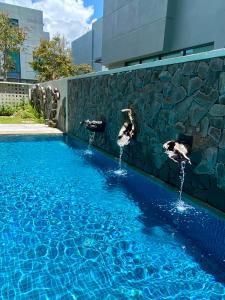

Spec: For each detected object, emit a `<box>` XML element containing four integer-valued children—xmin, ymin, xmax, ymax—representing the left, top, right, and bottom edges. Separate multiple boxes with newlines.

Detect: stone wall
<box><xmin>67</xmin><ymin>54</ymin><xmax>225</xmax><ymax>213</ymax></box>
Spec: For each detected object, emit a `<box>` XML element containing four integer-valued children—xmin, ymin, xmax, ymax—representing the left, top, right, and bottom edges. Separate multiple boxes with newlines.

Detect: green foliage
<box><xmin>0</xmin><ymin>99</ymin><xmax>44</xmax><ymax>123</ymax></box>
<box><xmin>0</xmin><ymin>104</ymin><xmax>15</xmax><ymax>116</ymax></box>
<box><xmin>74</xmin><ymin>64</ymin><xmax>93</xmax><ymax>75</ymax></box>
<box><xmin>30</xmin><ymin>35</ymin><xmax>93</xmax><ymax>82</ymax></box>
<box><xmin>0</xmin><ymin>12</ymin><xmax>26</xmax><ymax>80</ymax></box>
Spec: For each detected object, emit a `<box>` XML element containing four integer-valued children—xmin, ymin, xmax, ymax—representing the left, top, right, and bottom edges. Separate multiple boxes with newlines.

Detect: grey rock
<box><xmin>155</xmin><ymin>81</ymin><xmax>164</xmax><ymax>93</ymax></box>
<box><xmin>135</xmin><ymin>77</ymin><xmax>143</xmax><ymax>89</ymax></box>
<box><xmin>118</xmin><ymin>79</ymin><xmax>128</xmax><ymax>94</ymax></box>
<box><xmin>218</xmin><ymin>149</ymin><xmax>225</xmax><ymax>163</ymax></box>
<box><xmin>197</xmin><ymin>62</ymin><xmax>209</xmax><ymax>79</ymax></box>
<box><xmin>181</xmin><ymin>75</ymin><xmax>190</xmax><ymax>91</ymax></box>
<box><xmin>163</xmin><ymin>86</ymin><xmax>187</xmax><ymax>105</ymax></box>
<box><xmin>150</xmin><ymin>100</ymin><xmax>161</xmax><ymax>116</ymax></box>
<box><xmin>189</xmin><ymin>102</ymin><xmax>208</xmax><ymax>126</ymax></box>
<box><xmin>205</xmin><ymin>71</ymin><xmax>219</xmax><ymax>88</ymax></box>
<box><xmin>168</xmin><ymin>64</ymin><xmax>179</xmax><ymax>75</ymax></box>
<box><xmin>200</xmin><ymin>117</ymin><xmax>209</xmax><ymax>137</ymax></box>
<box><xmin>174</xmin><ymin>122</ymin><xmax>185</xmax><ymax>133</ymax></box>
<box><xmin>136</xmin><ymin>69</ymin><xmax>146</xmax><ymax>79</ymax></box>
<box><xmin>209</xmin><ymin>58</ymin><xmax>223</xmax><ymax>72</ymax></box>
<box><xmin>188</xmin><ymin>77</ymin><xmax>203</xmax><ymax>95</ymax></box>
<box><xmin>154</xmin><ymin>93</ymin><xmax>163</xmax><ymax>103</ymax></box>
<box><xmin>182</xmin><ymin>62</ymin><xmax>196</xmax><ymax>75</ymax></box>
<box><xmin>208</xmin><ymin>126</ymin><xmax>222</xmax><ymax>143</ymax></box>
<box><xmin>172</xmin><ymin>69</ymin><xmax>183</xmax><ymax>86</ymax></box>
<box><xmin>219</xmin><ymin>130</ymin><xmax>225</xmax><ymax>149</ymax></box>
<box><xmin>219</xmin><ymin>94</ymin><xmax>225</xmax><ymax>104</ymax></box>
<box><xmin>209</xmin><ymin>117</ymin><xmax>224</xmax><ymax>129</ymax></box>
<box><xmin>174</xmin><ymin>96</ymin><xmax>194</xmax><ymax>122</ymax></box>
<box><xmin>163</xmin><ymin>82</ymin><xmax>173</xmax><ymax>97</ymax></box>
<box><xmin>148</xmin><ymin>100</ymin><xmax>161</xmax><ymax>126</ymax></box>
<box><xmin>159</xmin><ymin>71</ymin><xmax>171</xmax><ymax>82</ymax></box>
<box><xmin>151</xmin><ymin>71</ymin><xmax>160</xmax><ymax>82</ymax></box>
<box><xmin>191</xmin><ymin>150</ymin><xmax>202</xmax><ymax>165</ymax></box>
<box><xmin>209</xmin><ymin>104</ymin><xmax>225</xmax><ymax>117</ymax></box>
<box><xmin>216</xmin><ymin>163</ymin><xmax>225</xmax><ymax>191</ymax></box>
<box><xmin>143</xmin><ymin>71</ymin><xmax>152</xmax><ymax>85</ymax></box>
<box><xmin>194</xmin><ymin>89</ymin><xmax>218</xmax><ymax>107</ymax></box>
<box><xmin>195</xmin><ymin>147</ymin><xmax>218</xmax><ymax>175</ymax></box>
<box><xmin>219</xmin><ymin>72</ymin><xmax>225</xmax><ymax>95</ymax></box>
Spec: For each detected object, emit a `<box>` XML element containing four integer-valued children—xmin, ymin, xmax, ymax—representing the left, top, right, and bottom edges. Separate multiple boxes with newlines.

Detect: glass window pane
<box><xmin>126</xmin><ymin>60</ymin><xmax>140</xmax><ymax>66</ymax></box>
<box><xmin>161</xmin><ymin>51</ymin><xmax>183</xmax><ymax>59</ymax></box>
<box><xmin>186</xmin><ymin>44</ymin><xmax>214</xmax><ymax>56</ymax></box>
<box><xmin>142</xmin><ymin>56</ymin><xmax>159</xmax><ymax>63</ymax></box>
<box><xmin>7</xmin><ymin>51</ymin><xmax>21</xmax><ymax>79</ymax></box>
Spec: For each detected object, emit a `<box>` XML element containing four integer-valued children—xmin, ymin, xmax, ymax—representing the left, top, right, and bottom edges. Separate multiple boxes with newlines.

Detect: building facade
<box><xmin>72</xmin><ymin>18</ymin><xmax>105</xmax><ymax>72</ymax></box>
<box><xmin>72</xmin><ymin>0</ymin><xmax>225</xmax><ymax>70</ymax></box>
<box><xmin>0</xmin><ymin>2</ymin><xmax>49</xmax><ymax>82</ymax></box>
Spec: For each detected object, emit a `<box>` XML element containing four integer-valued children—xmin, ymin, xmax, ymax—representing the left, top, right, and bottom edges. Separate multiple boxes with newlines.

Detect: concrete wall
<box><xmin>71</xmin><ymin>19</ymin><xmax>104</xmax><ymax>72</ymax></box>
<box><xmin>101</xmin><ymin>0</ymin><xmax>225</xmax><ymax>67</ymax></box>
<box><xmin>64</xmin><ymin>49</ymin><xmax>225</xmax><ymax>213</ymax></box>
<box><xmin>92</xmin><ymin>18</ymin><xmax>103</xmax><ymax>71</ymax></box>
<box><xmin>72</xmin><ymin>31</ymin><xmax>93</xmax><ymax>67</ymax></box>
<box><xmin>0</xmin><ymin>82</ymin><xmax>31</xmax><ymax>104</ymax></box>
<box><xmin>102</xmin><ymin>0</ymin><xmax>169</xmax><ymax>66</ymax></box>
<box><xmin>165</xmin><ymin>0</ymin><xmax>225</xmax><ymax>52</ymax></box>
<box><xmin>0</xmin><ymin>2</ymin><xmax>47</xmax><ymax>81</ymax></box>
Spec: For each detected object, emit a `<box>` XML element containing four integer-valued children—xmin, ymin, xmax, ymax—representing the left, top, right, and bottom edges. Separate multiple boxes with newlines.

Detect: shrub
<box><xmin>0</xmin><ymin>105</ymin><xmax>16</xmax><ymax>116</ymax></box>
<box><xmin>0</xmin><ymin>99</ymin><xmax>44</xmax><ymax>122</ymax></box>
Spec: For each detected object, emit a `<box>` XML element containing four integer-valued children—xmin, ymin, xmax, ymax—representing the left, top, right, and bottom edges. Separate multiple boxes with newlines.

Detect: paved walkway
<box><xmin>0</xmin><ymin>124</ymin><xmax>63</xmax><ymax>135</ymax></box>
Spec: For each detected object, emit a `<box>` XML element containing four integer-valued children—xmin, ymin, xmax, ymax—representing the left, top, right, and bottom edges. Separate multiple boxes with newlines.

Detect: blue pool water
<box><xmin>0</xmin><ymin>135</ymin><xmax>225</xmax><ymax>299</ymax></box>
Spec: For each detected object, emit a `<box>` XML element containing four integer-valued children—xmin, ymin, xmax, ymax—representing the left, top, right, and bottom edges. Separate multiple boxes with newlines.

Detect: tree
<box><xmin>74</xmin><ymin>63</ymin><xmax>93</xmax><ymax>75</ymax></box>
<box><xmin>31</xmin><ymin>35</ymin><xmax>92</xmax><ymax>82</ymax></box>
<box><xmin>0</xmin><ymin>12</ymin><xmax>26</xmax><ymax>80</ymax></box>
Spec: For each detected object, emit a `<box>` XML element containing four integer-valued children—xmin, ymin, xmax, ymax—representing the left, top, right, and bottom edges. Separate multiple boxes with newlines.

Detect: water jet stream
<box><xmin>85</xmin><ymin>132</ymin><xmax>95</xmax><ymax>155</ymax></box>
<box><xmin>178</xmin><ymin>161</ymin><xmax>186</xmax><ymax>202</ymax></box>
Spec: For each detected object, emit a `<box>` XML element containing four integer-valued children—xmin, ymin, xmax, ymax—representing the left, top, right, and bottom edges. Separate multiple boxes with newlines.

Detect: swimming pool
<box><xmin>0</xmin><ymin>135</ymin><xmax>225</xmax><ymax>299</ymax></box>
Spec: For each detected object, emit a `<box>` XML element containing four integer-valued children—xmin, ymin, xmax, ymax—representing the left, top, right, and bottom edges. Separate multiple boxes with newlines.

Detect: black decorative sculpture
<box><xmin>80</xmin><ymin>119</ymin><xmax>106</xmax><ymax>133</ymax></box>
<box><xmin>163</xmin><ymin>139</ymin><xmax>192</xmax><ymax>165</ymax></box>
<box><xmin>117</xmin><ymin>108</ymin><xmax>135</xmax><ymax>147</ymax></box>
<box><xmin>48</xmin><ymin>88</ymin><xmax>60</xmax><ymax>128</ymax></box>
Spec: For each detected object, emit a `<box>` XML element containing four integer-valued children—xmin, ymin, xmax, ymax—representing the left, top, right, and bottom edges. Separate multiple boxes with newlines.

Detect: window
<box><xmin>142</xmin><ymin>56</ymin><xmax>159</xmax><ymax>64</ymax></box>
<box><xmin>161</xmin><ymin>50</ymin><xmax>184</xmax><ymax>60</ymax></box>
<box><xmin>7</xmin><ymin>19</ymin><xmax>21</xmax><ymax>80</ymax></box>
<box><xmin>126</xmin><ymin>60</ymin><xmax>141</xmax><ymax>67</ymax></box>
<box><xmin>124</xmin><ymin>43</ymin><xmax>214</xmax><ymax>68</ymax></box>
<box><xmin>185</xmin><ymin>43</ymin><xmax>214</xmax><ymax>56</ymax></box>
<box><xmin>10</xmin><ymin>19</ymin><xmax>19</xmax><ymax>27</ymax></box>
<box><xmin>7</xmin><ymin>51</ymin><xmax>21</xmax><ymax>80</ymax></box>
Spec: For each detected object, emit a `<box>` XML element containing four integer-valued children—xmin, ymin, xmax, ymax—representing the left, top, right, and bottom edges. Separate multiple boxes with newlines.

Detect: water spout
<box><xmin>115</xmin><ymin>108</ymin><xmax>135</xmax><ymax>175</ymax></box>
<box><xmin>117</xmin><ymin>108</ymin><xmax>135</xmax><ymax>147</ymax></box>
<box><xmin>163</xmin><ymin>140</ymin><xmax>191</xmax><ymax>165</ymax></box>
<box><xmin>114</xmin><ymin>146</ymin><xmax>127</xmax><ymax>176</ymax></box>
<box><xmin>163</xmin><ymin>139</ymin><xmax>192</xmax><ymax>209</ymax></box>
<box><xmin>85</xmin><ymin>132</ymin><xmax>95</xmax><ymax>155</ymax></box>
<box><xmin>178</xmin><ymin>161</ymin><xmax>186</xmax><ymax>202</ymax></box>
<box><xmin>80</xmin><ymin>119</ymin><xmax>106</xmax><ymax>133</ymax></box>
<box><xmin>118</xmin><ymin>146</ymin><xmax>124</xmax><ymax>170</ymax></box>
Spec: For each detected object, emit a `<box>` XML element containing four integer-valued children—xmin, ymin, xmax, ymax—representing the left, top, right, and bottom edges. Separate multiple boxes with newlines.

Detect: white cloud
<box><xmin>0</xmin><ymin>0</ymin><xmax>94</xmax><ymax>43</ymax></box>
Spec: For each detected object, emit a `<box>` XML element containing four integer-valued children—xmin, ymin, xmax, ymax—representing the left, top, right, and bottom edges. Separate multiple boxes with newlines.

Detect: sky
<box><xmin>1</xmin><ymin>0</ymin><xmax>104</xmax><ymax>43</ymax></box>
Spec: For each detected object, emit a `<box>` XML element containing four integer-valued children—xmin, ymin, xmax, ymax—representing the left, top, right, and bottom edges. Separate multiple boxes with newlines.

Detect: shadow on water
<box><xmin>65</xmin><ymin>136</ymin><xmax>225</xmax><ymax>285</ymax></box>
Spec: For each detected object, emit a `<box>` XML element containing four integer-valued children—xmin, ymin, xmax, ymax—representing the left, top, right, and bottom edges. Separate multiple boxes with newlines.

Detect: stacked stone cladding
<box><xmin>67</xmin><ymin>57</ymin><xmax>225</xmax><ymax>212</ymax></box>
